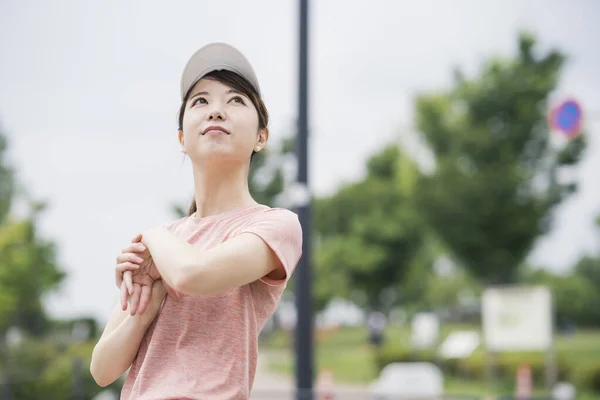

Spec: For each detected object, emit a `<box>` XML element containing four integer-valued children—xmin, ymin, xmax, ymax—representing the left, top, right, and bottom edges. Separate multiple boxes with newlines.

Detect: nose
<box><xmin>207</xmin><ymin>105</ymin><xmax>225</xmax><ymax>121</ymax></box>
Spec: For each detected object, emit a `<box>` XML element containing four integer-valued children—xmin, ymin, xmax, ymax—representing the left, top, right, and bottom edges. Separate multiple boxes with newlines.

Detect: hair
<box><xmin>177</xmin><ymin>70</ymin><xmax>270</xmax><ymax>216</ymax></box>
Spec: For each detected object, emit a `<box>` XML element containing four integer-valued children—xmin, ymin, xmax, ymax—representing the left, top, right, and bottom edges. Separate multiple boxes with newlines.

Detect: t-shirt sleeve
<box><xmin>238</xmin><ymin>208</ymin><xmax>303</xmax><ymax>286</ymax></box>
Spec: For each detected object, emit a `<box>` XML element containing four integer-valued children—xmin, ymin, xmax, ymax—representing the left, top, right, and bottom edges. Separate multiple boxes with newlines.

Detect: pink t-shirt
<box><xmin>121</xmin><ymin>204</ymin><xmax>303</xmax><ymax>400</ymax></box>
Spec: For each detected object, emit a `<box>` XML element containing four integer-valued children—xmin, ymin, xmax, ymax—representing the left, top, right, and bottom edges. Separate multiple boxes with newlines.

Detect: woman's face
<box><xmin>179</xmin><ymin>78</ymin><xmax>267</xmax><ymax>166</ymax></box>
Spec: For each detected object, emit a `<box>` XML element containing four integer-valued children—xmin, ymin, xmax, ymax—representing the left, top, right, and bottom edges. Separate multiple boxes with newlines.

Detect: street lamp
<box><xmin>294</xmin><ymin>0</ymin><xmax>314</xmax><ymax>399</ymax></box>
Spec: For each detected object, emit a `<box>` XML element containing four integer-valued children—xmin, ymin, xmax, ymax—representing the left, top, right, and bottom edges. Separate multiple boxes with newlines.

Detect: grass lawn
<box><xmin>259</xmin><ymin>324</ymin><xmax>600</xmax><ymax>398</ymax></box>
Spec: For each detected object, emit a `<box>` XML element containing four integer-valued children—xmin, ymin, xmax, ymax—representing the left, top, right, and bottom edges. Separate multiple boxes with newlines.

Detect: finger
<box><xmin>116</xmin><ymin>253</ymin><xmax>145</xmax><ymax>264</ymax></box>
<box><xmin>115</xmin><ymin>263</ymin><xmax>137</xmax><ymax>288</ymax></box>
<box><xmin>122</xmin><ymin>243</ymin><xmax>147</xmax><ymax>254</ymax></box>
<box><xmin>116</xmin><ymin>264</ymin><xmax>137</xmax><ymax>295</ymax></box>
<box><xmin>132</xmin><ymin>233</ymin><xmax>143</xmax><ymax>243</ymax></box>
<box><xmin>130</xmin><ymin>284</ymin><xmax>141</xmax><ymax>316</ymax></box>
<box><xmin>137</xmin><ymin>285</ymin><xmax>152</xmax><ymax>315</ymax></box>
<box><xmin>120</xmin><ymin>281</ymin><xmax>129</xmax><ymax>311</ymax></box>
<box><xmin>115</xmin><ymin>268</ymin><xmax>123</xmax><ymax>289</ymax></box>
<box><xmin>124</xmin><ymin>270</ymin><xmax>133</xmax><ymax>295</ymax></box>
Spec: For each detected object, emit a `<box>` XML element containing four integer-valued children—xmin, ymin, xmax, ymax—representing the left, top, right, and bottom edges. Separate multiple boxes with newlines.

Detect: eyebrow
<box><xmin>226</xmin><ymin>88</ymin><xmax>245</xmax><ymax>96</ymax></box>
<box><xmin>190</xmin><ymin>91</ymin><xmax>209</xmax><ymax>99</ymax></box>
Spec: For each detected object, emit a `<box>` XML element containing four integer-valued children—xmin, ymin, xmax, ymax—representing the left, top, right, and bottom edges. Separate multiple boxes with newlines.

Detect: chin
<box><xmin>190</xmin><ymin>149</ymin><xmax>246</xmax><ymax>165</ymax></box>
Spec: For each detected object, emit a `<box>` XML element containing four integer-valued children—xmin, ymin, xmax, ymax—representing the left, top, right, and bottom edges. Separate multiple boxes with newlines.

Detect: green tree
<box><xmin>0</xmin><ymin>128</ymin><xmax>109</xmax><ymax>397</ymax></box>
<box><xmin>521</xmin><ymin>216</ymin><xmax>600</xmax><ymax>327</ymax></box>
<box><xmin>0</xmin><ymin>130</ymin><xmax>14</xmax><ymax>222</ymax></box>
<box><xmin>313</xmin><ymin>145</ymin><xmax>424</xmax><ymax>312</ymax></box>
<box><xmin>565</xmin><ymin>216</ymin><xmax>600</xmax><ymax>326</ymax></box>
<box><xmin>0</xmin><ymin>128</ymin><xmax>118</xmax><ymax>397</ymax></box>
<box><xmin>522</xmin><ymin>266</ymin><xmax>600</xmax><ymax>327</ymax></box>
<box><xmin>574</xmin><ymin>255</ymin><xmax>600</xmax><ymax>294</ymax></box>
<box><xmin>412</xmin><ymin>32</ymin><xmax>586</xmax><ymax>284</ymax></box>
<box><xmin>0</xmin><ymin>131</ymin><xmax>65</xmax><ymax>336</ymax></box>
<box><xmin>424</xmin><ymin>268</ymin><xmax>482</xmax><ymax>314</ymax></box>
<box><xmin>1</xmin><ymin>337</ymin><xmax>121</xmax><ymax>399</ymax></box>
<box><xmin>0</xmin><ymin>214</ymin><xmax>65</xmax><ymax>336</ymax></box>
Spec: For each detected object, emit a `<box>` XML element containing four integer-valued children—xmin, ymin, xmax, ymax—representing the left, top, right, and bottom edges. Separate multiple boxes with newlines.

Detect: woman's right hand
<box><xmin>116</xmin><ymin>234</ymin><xmax>157</xmax><ymax>315</ymax></box>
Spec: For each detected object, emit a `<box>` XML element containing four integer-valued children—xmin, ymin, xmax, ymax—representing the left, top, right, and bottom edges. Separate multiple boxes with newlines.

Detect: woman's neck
<box><xmin>190</xmin><ymin>163</ymin><xmax>256</xmax><ymax>218</ymax></box>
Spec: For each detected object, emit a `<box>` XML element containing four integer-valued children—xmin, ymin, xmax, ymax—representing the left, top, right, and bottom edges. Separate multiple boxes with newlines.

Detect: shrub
<box><xmin>375</xmin><ymin>346</ymin><xmax>589</xmax><ymax>391</ymax></box>
<box><xmin>0</xmin><ymin>337</ymin><xmax>122</xmax><ymax>399</ymax></box>
<box><xmin>571</xmin><ymin>361</ymin><xmax>600</xmax><ymax>392</ymax></box>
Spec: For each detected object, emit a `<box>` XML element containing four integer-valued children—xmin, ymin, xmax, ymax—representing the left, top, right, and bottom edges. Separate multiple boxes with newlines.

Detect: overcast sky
<box><xmin>1</xmin><ymin>0</ymin><xmax>599</xmax><ymax>322</ymax></box>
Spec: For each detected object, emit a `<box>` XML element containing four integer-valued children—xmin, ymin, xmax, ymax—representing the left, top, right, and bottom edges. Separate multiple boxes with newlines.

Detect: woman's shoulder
<box><xmin>241</xmin><ymin>205</ymin><xmax>303</xmax><ymax>245</ymax></box>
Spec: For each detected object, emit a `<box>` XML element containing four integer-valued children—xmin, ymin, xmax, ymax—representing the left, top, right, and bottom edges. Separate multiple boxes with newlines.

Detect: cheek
<box><xmin>182</xmin><ymin>111</ymin><xmax>203</xmax><ymax>141</ymax></box>
<box><xmin>236</xmin><ymin>111</ymin><xmax>260</xmax><ymax>140</ymax></box>
<box><xmin>182</xmin><ymin>111</ymin><xmax>197</xmax><ymax>132</ymax></box>
<box><xmin>238</xmin><ymin>126</ymin><xmax>259</xmax><ymax>149</ymax></box>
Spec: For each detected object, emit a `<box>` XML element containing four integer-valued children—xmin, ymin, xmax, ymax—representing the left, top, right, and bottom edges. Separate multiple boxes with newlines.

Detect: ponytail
<box><xmin>188</xmin><ymin>198</ymin><xmax>197</xmax><ymax>216</ymax></box>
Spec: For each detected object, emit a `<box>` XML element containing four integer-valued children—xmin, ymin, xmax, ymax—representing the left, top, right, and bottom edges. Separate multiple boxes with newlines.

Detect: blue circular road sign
<box><xmin>549</xmin><ymin>99</ymin><xmax>583</xmax><ymax>138</ymax></box>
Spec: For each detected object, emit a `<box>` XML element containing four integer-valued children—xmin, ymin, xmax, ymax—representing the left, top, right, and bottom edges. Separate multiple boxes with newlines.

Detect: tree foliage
<box><xmin>0</xmin><ymin>127</ymin><xmax>96</xmax><ymax>397</ymax></box>
<box><xmin>1</xmin><ymin>337</ymin><xmax>120</xmax><ymax>399</ymax></box>
<box><xmin>0</xmin><ymin>131</ymin><xmax>65</xmax><ymax>337</ymax></box>
<box><xmin>412</xmin><ymin>32</ymin><xmax>587</xmax><ymax>284</ymax></box>
<box><xmin>523</xmin><ymin>264</ymin><xmax>600</xmax><ymax>327</ymax></box>
<box><xmin>0</xmin><ymin>131</ymin><xmax>14</xmax><ymax>223</ymax></box>
<box><xmin>313</xmin><ymin>145</ymin><xmax>424</xmax><ymax>311</ymax></box>
<box><xmin>0</xmin><ymin>213</ymin><xmax>65</xmax><ymax>336</ymax></box>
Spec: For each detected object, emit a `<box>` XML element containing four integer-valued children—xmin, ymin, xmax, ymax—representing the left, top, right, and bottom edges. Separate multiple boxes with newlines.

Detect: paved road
<box><xmin>250</xmin><ymin>351</ymin><xmax>370</xmax><ymax>400</ymax></box>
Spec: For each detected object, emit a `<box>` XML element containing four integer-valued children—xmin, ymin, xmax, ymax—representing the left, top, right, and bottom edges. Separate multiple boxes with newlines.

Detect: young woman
<box><xmin>90</xmin><ymin>42</ymin><xmax>303</xmax><ymax>400</ymax></box>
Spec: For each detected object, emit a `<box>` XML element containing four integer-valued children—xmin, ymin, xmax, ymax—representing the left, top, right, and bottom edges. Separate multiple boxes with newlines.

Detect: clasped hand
<box><xmin>115</xmin><ymin>233</ymin><xmax>178</xmax><ymax>315</ymax></box>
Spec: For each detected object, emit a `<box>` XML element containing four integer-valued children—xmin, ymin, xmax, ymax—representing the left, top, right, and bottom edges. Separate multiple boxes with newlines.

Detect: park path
<box><xmin>250</xmin><ymin>350</ymin><xmax>370</xmax><ymax>400</ymax></box>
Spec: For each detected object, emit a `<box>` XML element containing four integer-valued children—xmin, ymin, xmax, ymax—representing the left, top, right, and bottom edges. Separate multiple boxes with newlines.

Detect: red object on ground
<box><xmin>515</xmin><ymin>363</ymin><xmax>532</xmax><ymax>400</ymax></box>
<box><xmin>317</xmin><ymin>369</ymin><xmax>335</xmax><ymax>400</ymax></box>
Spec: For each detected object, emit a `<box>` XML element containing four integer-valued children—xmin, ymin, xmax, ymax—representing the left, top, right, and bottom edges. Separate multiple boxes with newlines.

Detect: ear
<box><xmin>178</xmin><ymin>130</ymin><xmax>184</xmax><ymax>146</ymax></box>
<box><xmin>254</xmin><ymin>128</ymin><xmax>269</xmax><ymax>152</ymax></box>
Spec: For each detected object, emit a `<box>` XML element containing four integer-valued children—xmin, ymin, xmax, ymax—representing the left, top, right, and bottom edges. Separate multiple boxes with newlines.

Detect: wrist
<box><xmin>130</xmin><ymin>307</ymin><xmax>160</xmax><ymax>327</ymax></box>
<box><xmin>124</xmin><ymin>313</ymin><xmax>154</xmax><ymax>331</ymax></box>
<box><xmin>140</xmin><ymin>227</ymin><xmax>164</xmax><ymax>245</ymax></box>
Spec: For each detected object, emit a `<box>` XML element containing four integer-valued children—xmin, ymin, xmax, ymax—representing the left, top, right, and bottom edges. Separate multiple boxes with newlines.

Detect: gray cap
<box><xmin>180</xmin><ymin>42</ymin><xmax>261</xmax><ymax>101</ymax></box>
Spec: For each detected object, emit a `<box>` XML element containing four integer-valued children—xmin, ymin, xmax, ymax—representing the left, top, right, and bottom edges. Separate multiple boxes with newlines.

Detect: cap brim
<box><xmin>180</xmin><ymin>42</ymin><xmax>261</xmax><ymax>101</ymax></box>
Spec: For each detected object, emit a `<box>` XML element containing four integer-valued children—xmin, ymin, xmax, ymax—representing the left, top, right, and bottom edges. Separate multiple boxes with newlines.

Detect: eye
<box><xmin>229</xmin><ymin>95</ymin><xmax>246</xmax><ymax>105</ymax></box>
<box><xmin>191</xmin><ymin>97</ymin><xmax>207</xmax><ymax>106</ymax></box>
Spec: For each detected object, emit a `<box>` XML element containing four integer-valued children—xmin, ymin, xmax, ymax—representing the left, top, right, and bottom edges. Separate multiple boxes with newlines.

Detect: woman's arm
<box><xmin>90</xmin><ymin>280</ymin><xmax>166</xmax><ymax>387</ymax></box>
<box><xmin>140</xmin><ymin>209</ymin><xmax>302</xmax><ymax>296</ymax></box>
<box><xmin>141</xmin><ymin>229</ymin><xmax>283</xmax><ymax>295</ymax></box>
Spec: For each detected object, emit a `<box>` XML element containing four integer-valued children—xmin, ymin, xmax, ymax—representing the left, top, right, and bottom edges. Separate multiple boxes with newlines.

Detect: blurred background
<box><xmin>0</xmin><ymin>0</ymin><xmax>599</xmax><ymax>399</ymax></box>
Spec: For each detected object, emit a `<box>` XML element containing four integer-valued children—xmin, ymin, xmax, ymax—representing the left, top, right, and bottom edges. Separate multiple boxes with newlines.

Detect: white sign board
<box><xmin>482</xmin><ymin>285</ymin><xmax>552</xmax><ymax>352</ymax></box>
<box><xmin>411</xmin><ymin>312</ymin><xmax>439</xmax><ymax>349</ymax></box>
<box><xmin>370</xmin><ymin>362</ymin><xmax>444</xmax><ymax>398</ymax></box>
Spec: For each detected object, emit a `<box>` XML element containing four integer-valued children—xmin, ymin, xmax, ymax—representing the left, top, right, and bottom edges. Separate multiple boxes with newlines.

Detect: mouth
<box><xmin>202</xmin><ymin>126</ymin><xmax>230</xmax><ymax>135</ymax></box>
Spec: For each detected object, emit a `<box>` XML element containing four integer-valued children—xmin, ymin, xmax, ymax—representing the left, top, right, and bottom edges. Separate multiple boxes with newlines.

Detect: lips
<box><xmin>202</xmin><ymin>126</ymin><xmax>230</xmax><ymax>135</ymax></box>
